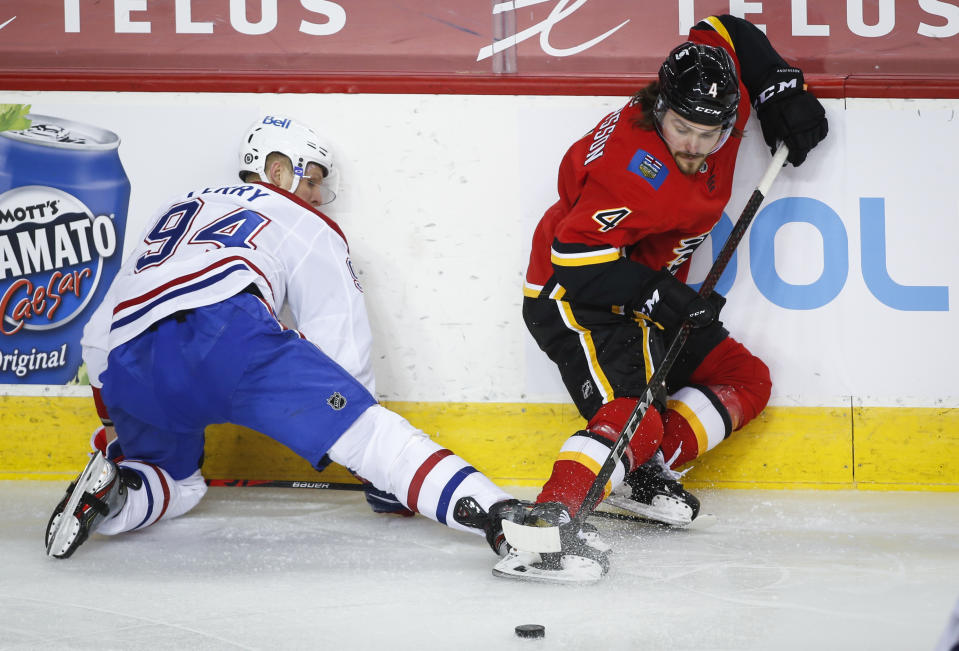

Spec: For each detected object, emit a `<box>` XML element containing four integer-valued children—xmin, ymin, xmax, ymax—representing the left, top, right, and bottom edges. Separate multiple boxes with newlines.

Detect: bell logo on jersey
<box><xmin>627</xmin><ymin>149</ymin><xmax>668</xmax><ymax>190</ymax></box>
<box><xmin>327</xmin><ymin>391</ymin><xmax>347</xmax><ymax>410</ymax></box>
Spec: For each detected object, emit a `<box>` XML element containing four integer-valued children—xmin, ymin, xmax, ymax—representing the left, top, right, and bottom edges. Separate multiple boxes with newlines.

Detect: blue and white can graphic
<box><xmin>0</xmin><ymin>114</ymin><xmax>129</xmax><ymax>384</ymax></box>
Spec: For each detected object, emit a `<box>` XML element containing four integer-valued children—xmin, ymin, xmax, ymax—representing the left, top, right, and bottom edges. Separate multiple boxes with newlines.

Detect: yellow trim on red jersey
<box><xmin>703</xmin><ymin>15</ymin><xmax>736</xmax><ymax>51</ymax></box>
<box><xmin>550</xmin><ymin>247</ymin><xmax>621</xmax><ymax>267</ymax></box>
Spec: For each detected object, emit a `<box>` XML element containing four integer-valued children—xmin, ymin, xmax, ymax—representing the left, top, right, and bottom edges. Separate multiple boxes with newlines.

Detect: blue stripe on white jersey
<box><xmin>435</xmin><ymin>465</ymin><xmax>480</xmax><ymax>525</ymax></box>
<box><xmin>111</xmin><ymin>262</ymin><xmax>251</xmax><ymax>331</ymax></box>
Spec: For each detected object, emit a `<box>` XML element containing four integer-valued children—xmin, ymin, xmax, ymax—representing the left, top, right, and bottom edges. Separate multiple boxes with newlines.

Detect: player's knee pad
<box><xmin>98</xmin><ymin>463</ymin><xmax>207</xmax><ymax>535</ymax></box>
<box><xmin>586</xmin><ymin>398</ymin><xmax>663</xmax><ymax>471</ymax></box>
<box><xmin>690</xmin><ymin>337</ymin><xmax>771</xmax><ymax>426</ymax></box>
<box><xmin>328</xmin><ymin>405</ymin><xmax>510</xmax><ymax>531</ymax></box>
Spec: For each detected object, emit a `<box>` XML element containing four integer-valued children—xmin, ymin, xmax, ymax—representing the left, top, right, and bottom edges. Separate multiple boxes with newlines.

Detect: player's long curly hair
<box><xmin>630</xmin><ymin>82</ymin><xmax>660</xmax><ymax>130</ymax></box>
<box><xmin>630</xmin><ymin>81</ymin><xmax>745</xmax><ymax>138</ymax></box>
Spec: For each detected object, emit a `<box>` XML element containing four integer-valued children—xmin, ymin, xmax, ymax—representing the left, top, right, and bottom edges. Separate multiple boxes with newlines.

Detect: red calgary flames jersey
<box><xmin>524</xmin><ymin>22</ymin><xmax>750</xmax><ymax>308</ymax></box>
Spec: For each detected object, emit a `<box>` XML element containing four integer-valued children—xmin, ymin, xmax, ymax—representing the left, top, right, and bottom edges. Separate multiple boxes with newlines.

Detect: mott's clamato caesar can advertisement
<box><xmin>0</xmin><ymin>109</ymin><xmax>128</xmax><ymax>384</ymax></box>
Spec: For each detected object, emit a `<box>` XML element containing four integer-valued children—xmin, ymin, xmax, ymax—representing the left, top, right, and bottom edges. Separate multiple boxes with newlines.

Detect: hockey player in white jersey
<box><xmin>45</xmin><ymin>115</ymin><xmax>610</xmax><ymax>582</ymax></box>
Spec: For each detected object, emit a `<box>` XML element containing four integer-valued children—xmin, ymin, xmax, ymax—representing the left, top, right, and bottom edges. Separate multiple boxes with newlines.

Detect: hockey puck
<box><xmin>515</xmin><ymin>624</ymin><xmax>546</xmax><ymax>639</ymax></box>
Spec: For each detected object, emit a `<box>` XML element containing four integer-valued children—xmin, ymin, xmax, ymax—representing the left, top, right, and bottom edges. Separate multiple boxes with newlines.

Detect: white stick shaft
<box><xmin>758</xmin><ymin>144</ymin><xmax>790</xmax><ymax>196</ymax></box>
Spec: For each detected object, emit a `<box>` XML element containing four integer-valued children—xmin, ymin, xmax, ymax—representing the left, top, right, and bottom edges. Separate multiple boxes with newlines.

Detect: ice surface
<box><xmin>2</xmin><ymin>482</ymin><xmax>958</xmax><ymax>650</ymax></box>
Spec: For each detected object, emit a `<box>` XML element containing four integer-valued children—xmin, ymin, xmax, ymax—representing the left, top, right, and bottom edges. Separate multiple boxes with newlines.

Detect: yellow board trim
<box><xmin>1</xmin><ymin>396</ymin><xmax>956</xmax><ymax>491</ymax></box>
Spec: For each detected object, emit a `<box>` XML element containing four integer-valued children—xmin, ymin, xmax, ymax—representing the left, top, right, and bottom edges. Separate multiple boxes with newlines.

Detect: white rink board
<box><xmin>2</xmin><ymin>92</ymin><xmax>956</xmax><ymax>408</ymax></box>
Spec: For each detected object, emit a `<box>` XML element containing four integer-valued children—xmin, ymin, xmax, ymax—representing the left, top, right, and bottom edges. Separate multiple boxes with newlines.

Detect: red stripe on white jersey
<box><xmin>406</xmin><ymin>449</ymin><xmax>454</xmax><ymax>514</ymax></box>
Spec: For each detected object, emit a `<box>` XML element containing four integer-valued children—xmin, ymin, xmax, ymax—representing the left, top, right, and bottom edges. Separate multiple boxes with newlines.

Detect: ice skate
<box><xmin>454</xmin><ymin>497</ymin><xmax>611</xmax><ymax>583</ymax></box>
<box><xmin>45</xmin><ymin>453</ymin><xmax>135</xmax><ymax>559</ymax></box>
<box><xmin>493</xmin><ymin>517</ymin><xmax>611</xmax><ymax>584</ymax></box>
<box><xmin>604</xmin><ymin>449</ymin><xmax>701</xmax><ymax>527</ymax></box>
<box><xmin>452</xmin><ymin>496</ymin><xmax>515</xmax><ymax>556</ymax></box>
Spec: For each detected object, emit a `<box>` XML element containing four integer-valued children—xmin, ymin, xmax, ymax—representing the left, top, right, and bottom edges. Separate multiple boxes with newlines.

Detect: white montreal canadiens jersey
<box><xmin>81</xmin><ymin>182</ymin><xmax>375</xmax><ymax>392</ymax></box>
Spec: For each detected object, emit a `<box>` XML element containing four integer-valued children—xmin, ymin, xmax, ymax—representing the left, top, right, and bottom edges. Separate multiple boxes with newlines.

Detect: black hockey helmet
<box><xmin>656</xmin><ymin>42</ymin><xmax>740</xmax><ymax>128</ymax></box>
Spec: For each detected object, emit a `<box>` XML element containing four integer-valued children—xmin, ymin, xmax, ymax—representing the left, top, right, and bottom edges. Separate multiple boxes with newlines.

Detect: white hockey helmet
<box><xmin>238</xmin><ymin>115</ymin><xmax>338</xmax><ymax>204</ymax></box>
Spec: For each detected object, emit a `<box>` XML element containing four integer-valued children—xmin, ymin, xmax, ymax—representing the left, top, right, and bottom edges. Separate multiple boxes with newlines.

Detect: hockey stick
<box><xmin>569</xmin><ymin>143</ymin><xmax>791</xmax><ymax>530</ymax></box>
<box><xmin>205</xmin><ymin>478</ymin><xmax>368</xmax><ymax>491</ymax></box>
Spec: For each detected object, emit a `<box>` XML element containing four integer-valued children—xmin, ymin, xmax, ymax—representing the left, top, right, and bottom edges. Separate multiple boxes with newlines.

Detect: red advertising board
<box><xmin>1</xmin><ymin>1</ymin><xmax>958</xmax><ymax>95</ymax></box>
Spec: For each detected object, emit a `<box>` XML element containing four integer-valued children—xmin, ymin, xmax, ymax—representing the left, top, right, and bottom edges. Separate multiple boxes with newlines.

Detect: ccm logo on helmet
<box><xmin>695</xmin><ymin>106</ymin><xmax>722</xmax><ymax>115</ymax></box>
<box><xmin>261</xmin><ymin>116</ymin><xmax>292</xmax><ymax>129</ymax></box>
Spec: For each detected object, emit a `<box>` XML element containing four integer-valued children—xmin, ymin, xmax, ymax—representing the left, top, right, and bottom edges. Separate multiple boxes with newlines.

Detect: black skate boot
<box><xmin>604</xmin><ymin>449</ymin><xmax>700</xmax><ymax>527</ymax></box>
<box><xmin>45</xmin><ymin>453</ymin><xmax>139</xmax><ymax>559</ymax></box>
<box><xmin>453</xmin><ymin>496</ymin><xmax>519</xmax><ymax>556</ymax></box>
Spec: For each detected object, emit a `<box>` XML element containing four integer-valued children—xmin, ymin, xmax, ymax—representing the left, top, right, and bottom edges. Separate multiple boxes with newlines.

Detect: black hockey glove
<box><xmin>754</xmin><ymin>67</ymin><xmax>828</xmax><ymax>167</ymax></box>
<box><xmin>639</xmin><ymin>269</ymin><xmax>725</xmax><ymax>330</ymax></box>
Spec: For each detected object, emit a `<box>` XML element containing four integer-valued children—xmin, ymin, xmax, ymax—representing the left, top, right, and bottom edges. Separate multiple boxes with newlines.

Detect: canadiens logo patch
<box><xmin>327</xmin><ymin>392</ymin><xmax>347</xmax><ymax>410</ymax></box>
<box><xmin>627</xmin><ymin>149</ymin><xmax>669</xmax><ymax>190</ymax></box>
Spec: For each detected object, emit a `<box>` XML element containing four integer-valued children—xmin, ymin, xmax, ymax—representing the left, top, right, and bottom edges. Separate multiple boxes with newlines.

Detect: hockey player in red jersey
<box><xmin>522</xmin><ymin>16</ymin><xmax>829</xmax><ymax>531</ymax></box>
<box><xmin>46</xmin><ymin>115</ymin><xmax>611</xmax><ymax>581</ymax></box>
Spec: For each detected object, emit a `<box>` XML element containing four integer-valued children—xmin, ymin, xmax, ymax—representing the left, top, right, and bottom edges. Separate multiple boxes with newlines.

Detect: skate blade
<box><xmin>602</xmin><ymin>493</ymin><xmax>695</xmax><ymax>527</ymax></box>
<box><xmin>46</xmin><ymin>453</ymin><xmax>106</xmax><ymax>558</ymax></box>
<box><xmin>594</xmin><ymin>503</ymin><xmax>717</xmax><ymax>530</ymax></box>
<box><xmin>492</xmin><ymin>550</ymin><xmax>605</xmax><ymax>584</ymax></box>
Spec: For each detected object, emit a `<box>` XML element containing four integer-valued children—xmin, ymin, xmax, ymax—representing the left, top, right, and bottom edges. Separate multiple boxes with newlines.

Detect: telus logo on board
<box><xmin>62</xmin><ymin>0</ymin><xmax>347</xmax><ymax>36</ymax></box>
